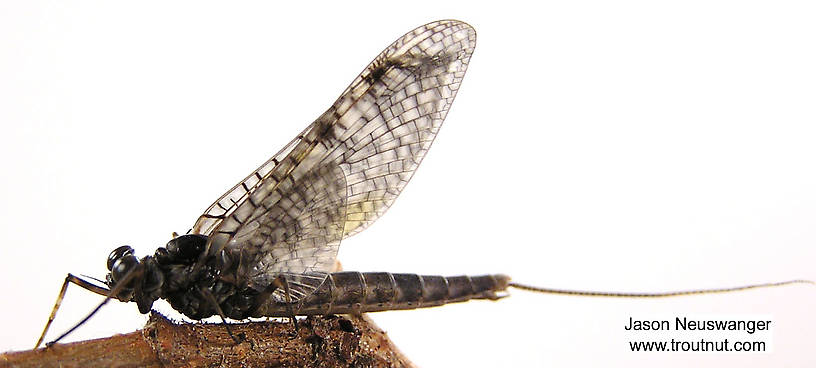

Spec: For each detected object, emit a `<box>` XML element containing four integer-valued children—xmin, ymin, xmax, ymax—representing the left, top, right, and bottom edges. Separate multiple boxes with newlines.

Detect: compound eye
<box><xmin>110</xmin><ymin>254</ymin><xmax>139</xmax><ymax>283</ymax></box>
<box><xmin>107</xmin><ymin>245</ymin><xmax>135</xmax><ymax>270</ymax></box>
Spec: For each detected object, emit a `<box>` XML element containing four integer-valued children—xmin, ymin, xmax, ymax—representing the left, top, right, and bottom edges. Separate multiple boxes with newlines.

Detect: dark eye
<box><xmin>110</xmin><ymin>254</ymin><xmax>139</xmax><ymax>283</ymax></box>
<box><xmin>107</xmin><ymin>245</ymin><xmax>135</xmax><ymax>270</ymax></box>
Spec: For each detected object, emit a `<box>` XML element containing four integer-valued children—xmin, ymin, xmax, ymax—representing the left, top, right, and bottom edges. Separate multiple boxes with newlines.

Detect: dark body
<box><xmin>107</xmin><ymin>234</ymin><xmax>508</xmax><ymax>321</ymax></box>
<box><xmin>270</xmin><ymin>272</ymin><xmax>509</xmax><ymax>316</ymax></box>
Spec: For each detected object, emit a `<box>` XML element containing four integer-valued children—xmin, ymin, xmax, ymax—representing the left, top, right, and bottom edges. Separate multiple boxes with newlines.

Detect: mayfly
<box><xmin>35</xmin><ymin>20</ymin><xmax>809</xmax><ymax>349</ymax></box>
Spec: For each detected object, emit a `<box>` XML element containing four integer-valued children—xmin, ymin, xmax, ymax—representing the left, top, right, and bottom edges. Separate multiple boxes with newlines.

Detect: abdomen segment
<box><xmin>255</xmin><ymin>272</ymin><xmax>510</xmax><ymax>317</ymax></box>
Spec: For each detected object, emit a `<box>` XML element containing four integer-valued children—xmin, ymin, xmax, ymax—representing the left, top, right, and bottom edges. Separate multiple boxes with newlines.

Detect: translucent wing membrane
<box><xmin>237</xmin><ymin>163</ymin><xmax>347</xmax><ymax>301</ymax></box>
<box><xmin>192</xmin><ymin>128</ymin><xmax>308</xmax><ymax>237</ymax></box>
<box><xmin>191</xmin><ymin>20</ymin><xmax>476</xmax><ymax>300</ymax></box>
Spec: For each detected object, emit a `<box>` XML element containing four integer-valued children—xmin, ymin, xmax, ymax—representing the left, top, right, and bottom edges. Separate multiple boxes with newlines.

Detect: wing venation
<box><xmin>192</xmin><ymin>20</ymin><xmax>476</xmax><ymax>300</ymax></box>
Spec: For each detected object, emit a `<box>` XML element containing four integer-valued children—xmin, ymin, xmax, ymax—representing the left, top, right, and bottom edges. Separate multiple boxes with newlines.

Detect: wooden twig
<box><xmin>1</xmin><ymin>312</ymin><xmax>415</xmax><ymax>368</ymax></box>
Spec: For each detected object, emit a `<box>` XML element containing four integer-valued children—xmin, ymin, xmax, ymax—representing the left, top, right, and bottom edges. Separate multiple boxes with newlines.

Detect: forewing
<box><xmin>236</xmin><ymin>163</ymin><xmax>346</xmax><ymax>277</ymax></box>
<box><xmin>194</xmin><ymin>20</ymin><xmax>476</xmax><ymax>299</ymax></box>
<box><xmin>191</xmin><ymin>124</ymin><xmax>312</xmax><ymax>237</ymax></box>
<box><xmin>325</xmin><ymin>19</ymin><xmax>476</xmax><ymax>238</ymax></box>
<box><xmin>236</xmin><ymin>162</ymin><xmax>347</xmax><ymax>301</ymax></box>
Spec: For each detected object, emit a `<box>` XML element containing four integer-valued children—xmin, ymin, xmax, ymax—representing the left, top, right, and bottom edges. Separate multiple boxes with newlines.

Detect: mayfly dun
<box><xmin>34</xmin><ymin>19</ymin><xmax>809</xmax><ymax>349</ymax></box>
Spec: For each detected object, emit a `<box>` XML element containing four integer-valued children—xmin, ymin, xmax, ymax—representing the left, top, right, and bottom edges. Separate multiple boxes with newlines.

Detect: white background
<box><xmin>1</xmin><ymin>1</ymin><xmax>815</xmax><ymax>367</ymax></box>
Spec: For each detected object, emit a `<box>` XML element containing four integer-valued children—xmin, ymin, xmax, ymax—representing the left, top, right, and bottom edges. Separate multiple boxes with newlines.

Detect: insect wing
<box><xmin>192</xmin><ymin>125</ymin><xmax>309</xmax><ymax>237</ymax></box>
<box><xmin>193</xmin><ymin>20</ymin><xmax>476</xmax><ymax>301</ymax></box>
<box><xmin>336</xmin><ymin>20</ymin><xmax>476</xmax><ymax>238</ymax></box>
<box><xmin>234</xmin><ymin>163</ymin><xmax>348</xmax><ymax>301</ymax></box>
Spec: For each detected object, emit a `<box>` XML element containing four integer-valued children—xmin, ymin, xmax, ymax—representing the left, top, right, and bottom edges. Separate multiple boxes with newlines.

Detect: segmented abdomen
<box><xmin>255</xmin><ymin>272</ymin><xmax>510</xmax><ymax>317</ymax></box>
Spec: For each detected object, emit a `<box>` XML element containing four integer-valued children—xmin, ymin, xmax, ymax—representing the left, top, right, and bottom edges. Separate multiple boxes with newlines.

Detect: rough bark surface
<box><xmin>1</xmin><ymin>312</ymin><xmax>415</xmax><ymax>368</ymax></box>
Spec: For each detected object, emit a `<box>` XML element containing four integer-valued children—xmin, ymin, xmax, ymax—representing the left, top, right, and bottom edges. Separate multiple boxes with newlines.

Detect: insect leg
<box><xmin>248</xmin><ymin>275</ymin><xmax>299</xmax><ymax>333</ymax></box>
<box><xmin>197</xmin><ymin>287</ymin><xmax>242</xmax><ymax>344</ymax></box>
<box><xmin>272</xmin><ymin>274</ymin><xmax>299</xmax><ymax>332</ymax></box>
<box><xmin>40</xmin><ymin>266</ymin><xmax>142</xmax><ymax>348</ymax></box>
<box><xmin>34</xmin><ymin>273</ymin><xmax>112</xmax><ymax>349</ymax></box>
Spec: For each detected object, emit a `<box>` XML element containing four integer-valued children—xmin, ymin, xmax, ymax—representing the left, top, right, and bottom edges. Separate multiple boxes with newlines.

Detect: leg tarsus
<box><xmin>36</xmin><ymin>273</ymin><xmax>121</xmax><ymax>349</ymax></box>
<box><xmin>198</xmin><ymin>287</ymin><xmax>243</xmax><ymax>344</ymax></box>
<box><xmin>247</xmin><ymin>274</ymin><xmax>301</xmax><ymax>338</ymax></box>
<box><xmin>271</xmin><ymin>275</ymin><xmax>299</xmax><ymax>334</ymax></box>
<box><xmin>35</xmin><ymin>274</ymin><xmax>73</xmax><ymax>349</ymax></box>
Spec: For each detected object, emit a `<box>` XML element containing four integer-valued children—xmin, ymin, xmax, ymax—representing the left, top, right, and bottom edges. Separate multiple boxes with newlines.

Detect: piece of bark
<box><xmin>1</xmin><ymin>312</ymin><xmax>415</xmax><ymax>368</ymax></box>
